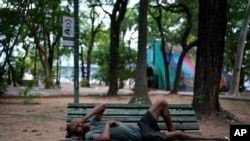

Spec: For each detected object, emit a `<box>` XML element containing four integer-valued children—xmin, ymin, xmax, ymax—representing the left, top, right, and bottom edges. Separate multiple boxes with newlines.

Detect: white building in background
<box><xmin>57</xmin><ymin>54</ymin><xmax>99</xmax><ymax>83</ymax></box>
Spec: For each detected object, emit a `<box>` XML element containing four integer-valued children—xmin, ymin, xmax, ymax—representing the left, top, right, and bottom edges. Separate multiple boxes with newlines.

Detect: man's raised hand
<box><xmin>69</xmin><ymin>118</ymin><xmax>85</xmax><ymax>129</ymax></box>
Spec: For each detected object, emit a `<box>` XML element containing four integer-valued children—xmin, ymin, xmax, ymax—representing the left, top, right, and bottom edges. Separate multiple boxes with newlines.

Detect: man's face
<box><xmin>72</xmin><ymin>123</ymin><xmax>89</xmax><ymax>134</ymax></box>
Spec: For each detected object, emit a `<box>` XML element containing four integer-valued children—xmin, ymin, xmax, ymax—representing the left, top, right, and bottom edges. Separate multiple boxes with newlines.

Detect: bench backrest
<box><xmin>66</xmin><ymin>103</ymin><xmax>200</xmax><ymax>138</ymax></box>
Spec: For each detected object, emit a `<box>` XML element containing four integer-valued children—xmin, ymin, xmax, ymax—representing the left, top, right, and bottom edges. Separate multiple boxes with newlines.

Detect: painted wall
<box><xmin>146</xmin><ymin>40</ymin><xmax>231</xmax><ymax>91</ymax></box>
<box><xmin>147</xmin><ymin>40</ymin><xmax>166</xmax><ymax>89</ymax></box>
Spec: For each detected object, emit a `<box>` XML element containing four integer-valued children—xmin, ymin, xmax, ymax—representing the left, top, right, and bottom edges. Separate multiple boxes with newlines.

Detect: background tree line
<box><xmin>0</xmin><ymin>0</ymin><xmax>249</xmax><ymax>119</ymax></box>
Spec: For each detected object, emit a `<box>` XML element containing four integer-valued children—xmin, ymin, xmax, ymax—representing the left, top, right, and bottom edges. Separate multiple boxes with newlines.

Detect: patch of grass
<box><xmin>17</xmin><ymin>82</ymin><xmax>42</xmax><ymax>104</ymax></box>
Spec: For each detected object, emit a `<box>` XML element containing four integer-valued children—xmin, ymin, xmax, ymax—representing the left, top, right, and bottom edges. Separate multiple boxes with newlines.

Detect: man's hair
<box><xmin>66</xmin><ymin>125</ymin><xmax>84</xmax><ymax>139</ymax></box>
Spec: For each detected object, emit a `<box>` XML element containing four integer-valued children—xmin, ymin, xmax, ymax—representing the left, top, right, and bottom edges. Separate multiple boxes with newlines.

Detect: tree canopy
<box><xmin>0</xmin><ymin>0</ymin><xmax>249</xmax><ymax>110</ymax></box>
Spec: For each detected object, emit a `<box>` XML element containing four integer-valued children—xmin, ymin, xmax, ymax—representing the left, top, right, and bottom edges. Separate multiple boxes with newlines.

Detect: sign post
<box><xmin>62</xmin><ymin>1</ymin><xmax>79</xmax><ymax>103</ymax></box>
<box><xmin>73</xmin><ymin>0</ymin><xmax>79</xmax><ymax>103</ymax></box>
<box><xmin>62</xmin><ymin>16</ymin><xmax>74</xmax><ymax>47</ymax></box>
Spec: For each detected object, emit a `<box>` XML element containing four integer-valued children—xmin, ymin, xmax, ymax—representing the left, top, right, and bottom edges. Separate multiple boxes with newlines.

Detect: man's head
<box><xmin>66</xmin><ymin>123</ymin><xmax>90</xmax><ymax>139</ymax></box>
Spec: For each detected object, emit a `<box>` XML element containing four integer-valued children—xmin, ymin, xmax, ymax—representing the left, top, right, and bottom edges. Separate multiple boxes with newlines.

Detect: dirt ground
<box><xmin>0</xmin><ymin>85</ymin><xmax>250</xmax><ymax>141</ymax></box>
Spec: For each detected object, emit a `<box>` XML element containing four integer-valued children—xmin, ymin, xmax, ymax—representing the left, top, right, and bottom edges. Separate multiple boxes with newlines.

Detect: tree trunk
<box><xmin>32</xmin><ymin>31</ymin><xmax>54</xmax><ymax>89</ymax></box>
<box><xmin>86</xmin><ymin>7</ymin><xmax>102</xmax><ymax>88</ymax></box>
<box><xmin>19</xmin><ymin>0</ymin><xmax>65</xmax><ymax>89</ymax></box>
<box><xmin>169</xmin><ymin>3</ymin><xmax>196</xmax><ymax>94</ymax></box>
<box><xmin>129</xmin><ymin>0</ymin><xmax>151</xmax><ymax>104</ymax></box>
<box><xmin>148</xmin><ymin>3</ymin><xmax>171</xmax><ymax>91</ymax></box>
<box><xmin>108</xmin><ymin>28</ymin><xmax>119</xmax><ymax>96</ymax></box>
<box><xmin>86</xmin><ymin>32</ymin><xmax>95</xmax><ymax>87</ymax></box>
<box><xmin>193</xmin><ymin>0</ymin><xmax>227</xmax><ymax>116</ymax></box>
<box><xmin>228</xmin><ymin>0</ymin><xmax>250</xmax><ymax>96</ymax></box>
<box><xmin>81</xmin><ymin>47</ymin><xmax>85</xmax><ymax>79</ymax></box>
<box><xmin>170</xmin><ymin>50</ymin><xmax>187</xmax><ymax>94</ymax></box>
<box><xmin>107</xmin><ymin>0</ymin><xmax>128</xmax><ymax>96</ymax></box>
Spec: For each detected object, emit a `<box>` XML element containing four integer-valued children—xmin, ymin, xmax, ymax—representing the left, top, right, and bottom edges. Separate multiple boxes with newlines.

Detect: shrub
<box><xmin>18</xmin><ymin>82</ymin><xmax>42</xmax><ymax>104</ymax></box>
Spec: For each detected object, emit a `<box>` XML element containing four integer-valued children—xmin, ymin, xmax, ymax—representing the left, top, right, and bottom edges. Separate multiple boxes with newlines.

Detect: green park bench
<box><xmin>61</xmin><ymin>103</ymin><xmax>215</xmax><ymax>141</ymax></box>
<box><xmin>20</xmin><ymin>79</ymin><xmax>39</xmax><ymax>87</ymax></box>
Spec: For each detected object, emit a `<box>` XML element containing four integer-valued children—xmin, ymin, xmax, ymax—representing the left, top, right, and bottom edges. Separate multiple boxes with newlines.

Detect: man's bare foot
<box><xmin>218</xmin><ymin>136</ymin><xmax>229</xmax><ymax>141</ymax></box>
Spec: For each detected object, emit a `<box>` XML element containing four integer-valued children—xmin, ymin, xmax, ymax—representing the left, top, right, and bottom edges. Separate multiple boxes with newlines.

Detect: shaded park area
<box><xmin>1</xmin><ymin>2</ymin><xmax>250</xmax><ymax>140</ymax></box>
<box><xmin>0</xmin><ymin>83</ymin><xmax>250</xmax><ymax>141</ymax></box>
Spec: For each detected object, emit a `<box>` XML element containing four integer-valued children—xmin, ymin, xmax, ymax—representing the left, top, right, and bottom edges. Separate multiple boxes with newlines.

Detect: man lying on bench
<box><xmin>67</xmin><ymin>99</ymin><xmax>229</xmax><ymax>141</ymax></box>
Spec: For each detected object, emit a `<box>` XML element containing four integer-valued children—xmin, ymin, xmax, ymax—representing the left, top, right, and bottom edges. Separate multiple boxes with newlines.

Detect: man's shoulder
<box><xmin>89</xmin><ymin>117</ymin><xmax>103</xmax><ymax>124</ymax></box>
<box><xmin>84</xmin><ymin>130</ymin><xmax>93</xmax><ymax>140</ymax></box>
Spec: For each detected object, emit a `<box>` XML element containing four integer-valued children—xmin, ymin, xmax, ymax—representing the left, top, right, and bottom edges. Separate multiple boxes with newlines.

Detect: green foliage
<box><xmin>133</xmin><ymin>97</ymin><xmax>145</xmax><ymax>104</ymax></box>
<box><xmin>117</xmin><ymin>46</ymin><xmax>137</xmax><ymax>83</ymax></box>
<box><xmin>224</xmin><ymin>0</ymin><xmax>250</xmax><ymax>80</ymax></box>
<box><xmin>2</xmin><ymin>0</ymin><xmax>250</xmax><ymax>92</ymax></box>
<box><xmin>92</xmin><ymin>63</ymin><xmax>109</xmax><ymax>84</ymax></box>
<box><xmin>147</xmin><ymin>0</ymin><xmax>198</xmax><ymax>44</ymax></box>
<box><xmin>0</xmin><ymin>0</ymin><xmax>72</xmax><ymax>90</ymax></box>
<box><xmin>18</xmin><ymin>82</ymin><xmax>42</xmax><ymax>104</ymax></box>
<box><xmin>43</xmin><ymin>77</ymin><xmax>55</xmax><ymax>89</ymax></box>
<box><xmin>92</xmin><ymin>44</ymin><xmax>137</xmax><ymax>86</ymax></box>
<box><xmin>92</xmin><ymin>45</ymin><xmax>109</xmax><ymax>82</ymax></box>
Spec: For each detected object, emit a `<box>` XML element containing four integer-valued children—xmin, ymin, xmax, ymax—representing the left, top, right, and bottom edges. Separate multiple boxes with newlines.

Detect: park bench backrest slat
<box><xmin>68</xmin><ymin>109</ymin><xmax>195</xmax><ymax>116</ymax></box>
<box><xmin>67</xmin><ymin>103</ymin><xmax>193</xmax><ymax>109</ymax></box>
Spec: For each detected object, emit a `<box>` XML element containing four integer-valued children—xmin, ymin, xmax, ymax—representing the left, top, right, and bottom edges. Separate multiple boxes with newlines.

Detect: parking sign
<box><xmin>62</xmin><ymin>16</ymin><xmax>74</xmax><ymax>47</ymax></box>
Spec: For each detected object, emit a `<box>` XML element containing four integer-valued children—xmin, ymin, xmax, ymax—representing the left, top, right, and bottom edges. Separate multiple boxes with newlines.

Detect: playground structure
<box><xmin>146</xmin><ymin>40</ymin><xmax>231</xmax><ymax>91</ymax></box>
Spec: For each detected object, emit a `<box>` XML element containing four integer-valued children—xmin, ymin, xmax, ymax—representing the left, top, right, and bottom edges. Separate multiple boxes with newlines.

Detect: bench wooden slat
<box><xmin>67</xmin><ymin>109</ymin><xmax>195</xmax><ymax>116</ymax></box>
<box><xmin>158</xmin><ymin>123</ymin><xmax>200</xmax><ymax>130</ymax></box>
<box><xmin>20</xmin><ymin>79</ymin><xmax>39</xmax><ymax>86</ymax></box>
<box><xmin>66</xmin><ymin>116</ymin><xmax>198</xmax><ymax>123</ymax></box>
<box><xmin>68</xmin><ymin>103</ymin><xmax>193</xmax><ymax>109</ymax></box>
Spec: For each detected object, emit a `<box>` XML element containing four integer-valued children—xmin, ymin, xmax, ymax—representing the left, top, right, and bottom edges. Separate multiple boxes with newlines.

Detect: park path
<box><xmin>3</xmin><ymin>82</ymin><xmax>250</xmax><ymax>100</ymax></box>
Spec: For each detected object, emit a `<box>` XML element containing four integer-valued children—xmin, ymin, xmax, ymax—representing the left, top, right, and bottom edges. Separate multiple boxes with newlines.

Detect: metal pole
<box><xmin>74</xmin><ymin>0</ymin><xmax>79</xmax><ymax>103</ymax></box>
<box><xmin>56</xmin><ymin>46</ymin><xmax>60</xmax><ymax>87</ymax></box>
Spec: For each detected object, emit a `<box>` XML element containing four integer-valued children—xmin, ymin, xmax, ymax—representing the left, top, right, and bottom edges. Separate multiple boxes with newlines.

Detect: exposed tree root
<box><xmin>195</xmin><ymin>107</ymin><xmax>239</xmax><ymax>122</ymax></box>
<box><xmin>217</xmin><ymin>107</ymin><xmax>239</xmax><ymax>122</ymax></box>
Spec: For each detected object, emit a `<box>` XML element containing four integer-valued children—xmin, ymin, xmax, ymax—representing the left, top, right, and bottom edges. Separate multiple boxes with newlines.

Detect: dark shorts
<box><xmin>138</xmin><ymin>111</ymin><xmax>167</xmax><ymax>141</ymax></box>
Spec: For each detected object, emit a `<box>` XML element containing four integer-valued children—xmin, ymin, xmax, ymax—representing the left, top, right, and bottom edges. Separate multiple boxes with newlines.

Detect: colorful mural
<box><xmin>166</xmin><ymin>53</ymin><xmax>195</xmax><ymax>91</ymax></box>
<box><xmin>146</xmin><ymin>40</ymin><xmax>231</xmax><ymax>91</ymax></box>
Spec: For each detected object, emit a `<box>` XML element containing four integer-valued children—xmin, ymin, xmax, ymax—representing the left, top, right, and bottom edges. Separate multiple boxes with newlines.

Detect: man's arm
<box><xmin>82</xmin><ymin>103</ymin><xmax>106</xmax><ymax>121</ymax></box>
<box><xmin>91</xmin><ymin>120</ymin><xmax>118</xmax><ymax>141</ymax></box>
<box><xmin>69</xmin><ymin>103</ymin><xmax>106</xmax><ymax>128</ymax></box>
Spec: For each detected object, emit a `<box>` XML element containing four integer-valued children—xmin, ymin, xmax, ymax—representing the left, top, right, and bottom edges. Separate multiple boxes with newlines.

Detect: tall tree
<box><xmin>129</xmin><ymin>0</ymin><xmax>151</xmax><ymax>104</ymax></box>
<box><xmin>84</xmin><ymin>4</ymin><xmax>103</xmax><ymax>87</ymax></box>
<box><xmin>19</xmin><ymin>0</ymin><xmax>69</xmax><ymax>88</ymax></box>
<box><xmin>101</xmin><ymin>0</ymin><xmax>128</xmax><ymax>96</ymax></box>
<box><xmin>228</xmin><ymin>0</ymin><xmax>250</xmax><ymax>96</ymax></box>
<box><xmin>0</xmin><ymin>3</ymin><xmax>24</xmax><ymax>86</ymax></box>
<box><xmin>223</xmin><ymin>0</ymin><xmax>250</xmax><ymax>92</ymax></box>
<box><xmin>147</xmin><ymin>1</ymin><xmax>198</xmax><ymax>92</ymax></box>
<box><xmin>193</xmin><ymin>0</ymin><xmax>237</xmax><ymax>120</ymax></box>
<box><xmin>167</xmin><ymin>3</ymin><xmax>197</xmax><ymax>94</ymax></box>
<box><xmin>193</xmin><ymin>0</ymin><xmax>224</xmax><ymax>115</ymax></box>
<box><xmin>148</xmin><ymin>0</ymin><xmax>171</xmax><ymax>91</ymax></box>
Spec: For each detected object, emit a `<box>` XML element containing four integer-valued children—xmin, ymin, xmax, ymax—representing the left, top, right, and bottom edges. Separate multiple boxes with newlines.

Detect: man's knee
<box><xmin>149</xmin><ymin>99</ymin><xmax>169</xmax><ymax>116</ymax></box>
<box><xmin>154</xmin><ymin>99</ymin><xmax>168</xmax><ymax>107</ymax></box>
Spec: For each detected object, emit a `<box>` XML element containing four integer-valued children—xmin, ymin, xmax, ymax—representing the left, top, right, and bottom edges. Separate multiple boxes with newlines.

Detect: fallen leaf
<box><xmin>31</xmin><ymin>129</ymin><xmax>38</xmax><ymax>132</ymax></box>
